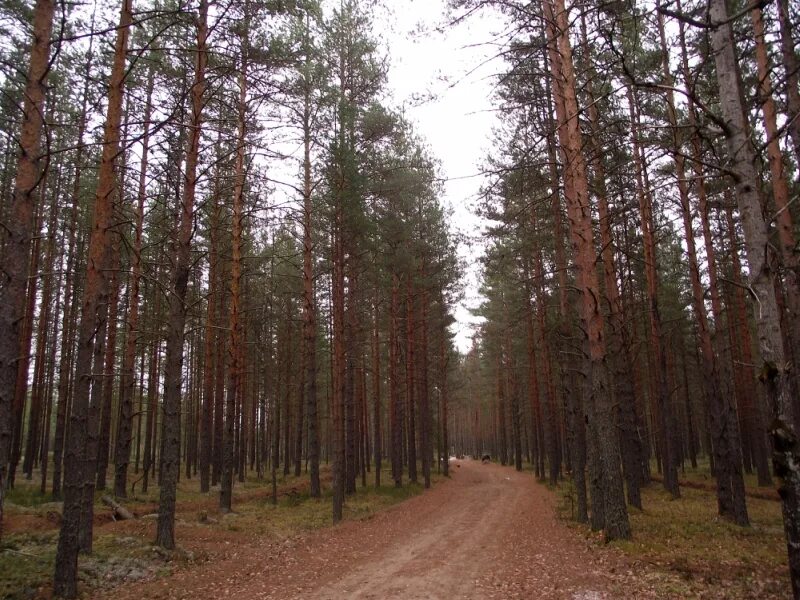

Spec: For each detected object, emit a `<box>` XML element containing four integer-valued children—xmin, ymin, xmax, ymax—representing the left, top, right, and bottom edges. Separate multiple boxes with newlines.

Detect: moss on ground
<box><xmin>1</xmin><ymin>464</ymin><xmax>436</xmax><ymax>598</ymax></box>
<box><xmin>552</xmin><ymin>462</ymin><xmax>790</xmax><ymax>599</ymax></box>
<box><xmin>614</xmin><ymin>484</ymin><xmax>788</xmax><ymax>598</ymax></box>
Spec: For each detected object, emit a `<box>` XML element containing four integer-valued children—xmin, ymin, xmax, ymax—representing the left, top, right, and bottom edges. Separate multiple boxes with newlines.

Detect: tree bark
<box><xmin>724</xmin><ymin>204</ymin><xmax>772</xmax><ymax>487</ymax></box>
<box><xmin>53</xmin><ymin>1</ymin><xmax>131</xmax><ymax>594</ymax></box>
<box><xmin>114</xmin><ymin>63</ymin><xmax>154</xmax><ymax>498</ymax></box>
<box><xmin>157</xmin><ymin>0</ymin><xmax>208</xmax><ymax>548</ymax></box>
<box><xmin>580</xmin><ymin>10</ymin><xmax>642</xmax><ymax>509</ymax></box>
<box><xmin>542</xmin><ymin>0</ymin><xmax>630</xmax><ymax>540</ymax></box>
<box><xmin>708</xmin><ymin>0</ymin><xmax>800</xmax><ymax>591</ymax></box>
<box><xmin>390</xmin><ymin>270</ymin><xmax>402</xmax><ymax>488</ymax></box>
<box><xmin>372</xmin><ymin>297</ymin><xmax>382</xmax><ymax>487</ymax></box>
<box><xmin>627</xmin><ymin>86</ymin><xmax>680</xmax><ymax>499</ymax></box>
<box><xmin>775</xmin><ymin>0</ymin><xmax>800</xmax><ymax>166</ymax></box>
<box><xmin>301</xmin><ymin>47</ymin><xmax>320</xmax><ymax>493</ymax></box>
<box><xmin>221</xmin><ymin>8</ymin><xmax>246</xmax><ymax>515</ymax></box>
<box><xmin>0</xmin><ymin>0</ymin><xmax>55</xmax><ymax>538</ymax></box>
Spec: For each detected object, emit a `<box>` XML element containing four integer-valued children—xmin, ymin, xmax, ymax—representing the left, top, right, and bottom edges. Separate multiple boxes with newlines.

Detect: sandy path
<box><xmin>107</xmin><ymin>460</ymin><xmax>645</xmax><ymax>600</ymax></box>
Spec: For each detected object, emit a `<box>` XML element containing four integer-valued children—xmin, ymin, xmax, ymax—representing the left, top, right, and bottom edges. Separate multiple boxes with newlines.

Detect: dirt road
<box><xmin>108</xmin><ymin>460</ymin><xmax>646</xmax><ymax>599</ymax></box>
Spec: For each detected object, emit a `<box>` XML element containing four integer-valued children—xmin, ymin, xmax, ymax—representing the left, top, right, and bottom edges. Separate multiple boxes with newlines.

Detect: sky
<box><xmin>376</xmin><ymin>0</ymin><xmax>510</xmax><ymax>352</ymax></box>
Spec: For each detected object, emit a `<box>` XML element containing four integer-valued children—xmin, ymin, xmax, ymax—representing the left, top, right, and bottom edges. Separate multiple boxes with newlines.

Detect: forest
<box><xmin>0</xmin><ymin>0</ymin><xmax>798</xmax><ymax>598</ymax></box>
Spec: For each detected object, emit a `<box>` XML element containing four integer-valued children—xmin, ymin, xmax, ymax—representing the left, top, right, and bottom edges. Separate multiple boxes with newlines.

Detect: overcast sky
<box><xmin>375</xmin><ymin>0</ymin><xmax>509</xmax><ymax>352</ymax></box>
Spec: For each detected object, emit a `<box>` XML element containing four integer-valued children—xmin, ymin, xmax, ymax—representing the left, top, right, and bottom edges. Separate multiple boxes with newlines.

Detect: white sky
<box><xmin>377</xmin><ymin>0</ymin><xmax>508</xmax><ymax>352</ymax></box>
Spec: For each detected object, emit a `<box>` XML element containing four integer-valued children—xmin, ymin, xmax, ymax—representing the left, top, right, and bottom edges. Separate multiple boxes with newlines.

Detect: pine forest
<box><xmin>0</xmin><ymin>0</ymin><xmax>799</xmax><ymax>597</ymax></box>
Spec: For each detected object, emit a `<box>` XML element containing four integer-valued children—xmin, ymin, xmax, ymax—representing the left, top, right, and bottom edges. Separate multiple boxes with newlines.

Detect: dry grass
<box><xmin>0</xmin><ymin>464</ymin><xmax>439</xmax><ymax>599</ymax></box>
<box><xmin>549</xmin><ymin>459</ymin><xmax>791</xmax><ymax>598</ymax></box>
<box><xmin>613</xmin><ymin>484</ymin><xmax>789</xmax><ymax>598</ymax></box>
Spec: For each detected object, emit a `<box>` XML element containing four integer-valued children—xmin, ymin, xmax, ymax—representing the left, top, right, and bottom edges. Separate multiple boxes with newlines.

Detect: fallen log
<box><xmin>101</xmin><ymin>495</ymin><xmax>136</xmax><ymax>520</ymax></box>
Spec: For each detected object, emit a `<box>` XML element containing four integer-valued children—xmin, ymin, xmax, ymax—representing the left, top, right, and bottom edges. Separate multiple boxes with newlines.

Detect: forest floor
<box><xmin>100</xmin><ymin>459</ymin><xmax>644</xmax><ymax>600</ymax></box>
<box><xmin>1</xmin><ymin>459</ymin><xmax>791</xmax><ymax>599</ymax></box>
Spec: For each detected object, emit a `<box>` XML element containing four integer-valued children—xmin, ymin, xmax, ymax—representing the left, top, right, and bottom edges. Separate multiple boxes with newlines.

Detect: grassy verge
<box><xmin>1</xmin><ymin>465</ymin><xmax>441</xmax><ymax>599</ymax></box>
<box><xmin>553</xmin><ymin>467</ymin><xmax>789</xmax><ymax>599</ymax></box>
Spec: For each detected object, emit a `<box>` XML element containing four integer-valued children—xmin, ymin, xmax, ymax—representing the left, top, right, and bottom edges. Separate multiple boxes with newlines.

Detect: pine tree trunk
<box><xmin>0</xmin><ymin>0</ymin><xmax>55</xmax><ymax>535</ymax></box>
<box><xmin>302</xmin><ymin>63</ymin><xmax>320</xmax><ymax>493</ymax></box>
<box><xmin>419</xmin><ymin>284</ymin><xmax>432</xmax><ymax>486</ymax></box>
<box><xmin>390</xmin><ymin>270</ymin><xmax>402</xmax><ymax>487</ymax></box>
<box><xmin>156</xmin><ymin>0</ymin><xmax>208</xmax><ymax>548</ymax></box>
<box><xmin>724</xmin><ymin>205</ymin><xmax>772</xmax><ymax>486</ymax></box>
<box><xmin>96</xmin><ymin>234</ymin><xmax>122</xmax><ymax>491</ymax></box>
<box><xmin>439</xmin><ymin>314</ymin><xmax>450</xmax><ymax>477</ymax></box>
<box><xmin>114</xmin><ymin>64</ymin><xmax>154</xmax><ymax>498</ymax></box>
<box><xmin>142</xmin><ymin>294</ymin><xmax>161</xmax><ymax>495</ymax></box>
<box><xmin>11</xmin><ymin>206</ymin><xmax>46</xmax><ymax>489</ymax></box>
<box><xmin>542</xmin><ymin>0</ymin><xmax>630</xmax><ymax>540</ymax></box>
<box><xmin>627</xmin><ymin>86</ymin><xmax>680</xmax><ymax>499</ymax></box>
<box><xmin>199</xmin><ymin>145</ymin><xmax>221</xmax><ymax>494</ymax></box>
<box><xmin>708</xmin><ymin>0</ymin><xmax>800</xmax><ymax>590</ymax></box>
<box><xmin>750</xmin><ymin>5</ymin><xmax>800</xmax><ymax>402</ymax></box>
<box><xmin>372</xmin><ymin>298</ymin><xmax>382</xmax><ymax>487</ymax></box>
<box><xmin>40</xmin><ymin>259</ymin><xmax>63</xmax><ymax>494</ymax></box>
<box><xmin>405</xmin><ymin>278</ymin><xmax>418</xmax><ymax>482</ymax></box>
<box><xmin>52</xmin><ymin>39</ymin><xmax>95</xmax><ymax>500</ymax></box>
<box><xmin>775</xmin><ymin>0</ymin><xmax>800</xmax><ymax>165</ymax></box>
<box><xmin>213</xmin><ymin>284</ymin><xmax>227</xmax><ymax>486</ymax></box>
<box><xmin>24</xmin><ymin>164</ymin><xmax>61</xmax><ymax>481</ymax></box>
<box><xmin>221</xmin><ymin>13</ymin><xmax>246</xmax><ymax>514</ymax></box>
<box><xmin>53</xmin><ymin>1</ymin><xmax>131</xmax><ymax>594</ymax></box>
<box><xmin>580</xmin><ymin>12</ymin><xmax>642</xmax><ymax>509</ymax></box>
<box><xmin>332</xmin><ymin>215</ymin><xmax>346</xmax><ymax>520</ymax></box>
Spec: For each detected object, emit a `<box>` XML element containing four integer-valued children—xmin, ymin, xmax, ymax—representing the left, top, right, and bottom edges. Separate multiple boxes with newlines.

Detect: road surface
<box><xmin>107</xmin><ymin>459</ymin><xmax>644</xmax><ymax>599</ymax></box>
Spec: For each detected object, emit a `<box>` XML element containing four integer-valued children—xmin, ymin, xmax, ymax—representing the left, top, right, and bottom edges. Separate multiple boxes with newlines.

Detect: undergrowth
<box><xmin>547</xmin><ymin>466</ymin><xmax>789</xmax><ymax>599</ymax></box>
<box><xmin>1</xmin><ymin>464</ymin><xmax>437</xmax><ymax>598</ymax></box>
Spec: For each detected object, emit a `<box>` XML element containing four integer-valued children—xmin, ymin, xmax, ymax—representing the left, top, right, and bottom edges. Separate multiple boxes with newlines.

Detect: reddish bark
<box><xmin>542</xmin><ymin>0</ymin><xmax>630</xmax><ymax>540</ymax></box>
<box><xmin>114</xmin><ymin>63</ymin><xmax>154</xmax><ymax>498</ymax></box>
<box><xmin>708</xmin><ymin>0</ymin><xmax>800</xmax><ymax>589</ymax></box>
<box><xmin>53</xmin><ymin>1</ymin><xmax>132</xmax><ymax>594</ymax></box>
<box><xmin>0</xmin><ymin>0</ymin><xmax>55</xmax><ymax>537</ymax></box>
<box><xmin>157</xmin><ymin>0</ymin><xmax>208</xmax><ymax>548</ymax></box>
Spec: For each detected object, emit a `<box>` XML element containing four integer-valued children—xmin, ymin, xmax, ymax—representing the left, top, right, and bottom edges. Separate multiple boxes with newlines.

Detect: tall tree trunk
<box><xmin>199</xmin><ymin>141</ymin><xmax>221</xmax><ymax>494</ymax></box>
<box><xmin>580</xmin><ymin>11</ymin><xmax>642</xmax><ymax>509</ymax></box>
<box><xmin>724</xmin><ymin>204</ymin><xmax>772</xmax><ymax>486</ymax></box>
<box><xmin>213</xmin><ymin>280</ymin><xmax>227</xmax><ymax>486</ymax></box>
<box><xmin>418</xmin><ymin>283</ymin><xmax>432</xmax><ymax>487</ymax></box>
<box><xmin>114</xmin><ymin>64</ymin><xmax>154</xmax><ymax>498</ymax></box>
<box><xmin>11</xmin><ymin>207</ymin><xmax>43</xmax><ymax>488</ymax></box>
<box><xmin>96</xmin><ymin>233</ymin><xmax>122</xmax><ymax>491</ymax></box>
<box><xmin>542</xmin><ymin>0</ymin><xmax>630</xmax><ymax>540</ymax></box>
<box><xmin>142</xmin><ymin>287</ymin><xmax>162</xmax><ymax>495</ymax></box>
<box><xmin>775</xmin><ymin>0</ymin><xmax>800</xmax><ymax>165</ymax></box>
<box><xmin>24</xmin><ymin>161</ymin><xmax>61</xmax><ymax>480</ymax></box>
<box><xmin>627</xmin><ymin>86</ymin><xmax>680</xmax><ymax>499</ymax></box>
<box><xmin>53</xmin><ymin>1</ymin><xmax>131</xmax><ymax>594</ymax></box>
<box><xmin>0</xmin><ymin>0</ymin><xmax>55</xmax><ymax>537</ymax></box>
<box><xmin>40</xmin><ymin>259</ymin><xmax>63</xmax><ymax>493</ymax></box>
<box><xmin>372</xmin><ymin>297</ymin><xmax>382</xmax><ymax>487</ymax></box>
<box><xmin>390</xmin><ymin>270</ymin><xmax>402</xmax><ymax>488</ymax></box>
<box><xmin>157</xmin><ymin>0</ymin><xmax>208</xmax><ymax>548</ymax></box>
<box><xmin>301</xmin><ymin>48</ymin><xmax>320</xmax><ymax>493</ymax></box>
<box><xmin>670</xmin><ymin>4</ymin><xmax>747</xmax><ymax>522</ymax></box>
<box><xmin>749</xmin><ymin>4</ymin><xmax>800</xmax><ymax>407</ymax></box>
<box><xmin>524</xmin><ymin>278</ymin><xmax>546</xmax><ymax>482</ymax></box>
<box><xmin>439</xmin><ymin>312</ymin><xmax>450</xmax><ymax>477</ymax></box>
<box><xmin>53</xmin><ymin>34</ymin><xmax>95</xmax><ymax>500</ymax></box>
<box><xmin>344</xmin><ymin>283</ymin><xmax>358</xmax><ymax>493</ymax></box>
<box><xmin>708</xmin><ymin>0</ymin><xmax>800</xmax><ymax>591</ymax></box>
<box><xmin>405</xmin><ymin>278</ymin><xmax>418</xmax><ymax>483</ymax></box>
<box><xmin>332</xmin><ymin>214</ymin><xmax>346</xmax><ymax>520</ymax></box>
<box><xmin>532</xmin><ymin>211</ymin><xmax>562</xmax><ymax>489</ymax></box>
<box><xmin>221</xmin><ymin>10</ymin><xmax>246</xmax><ymax>514</ymax></box>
